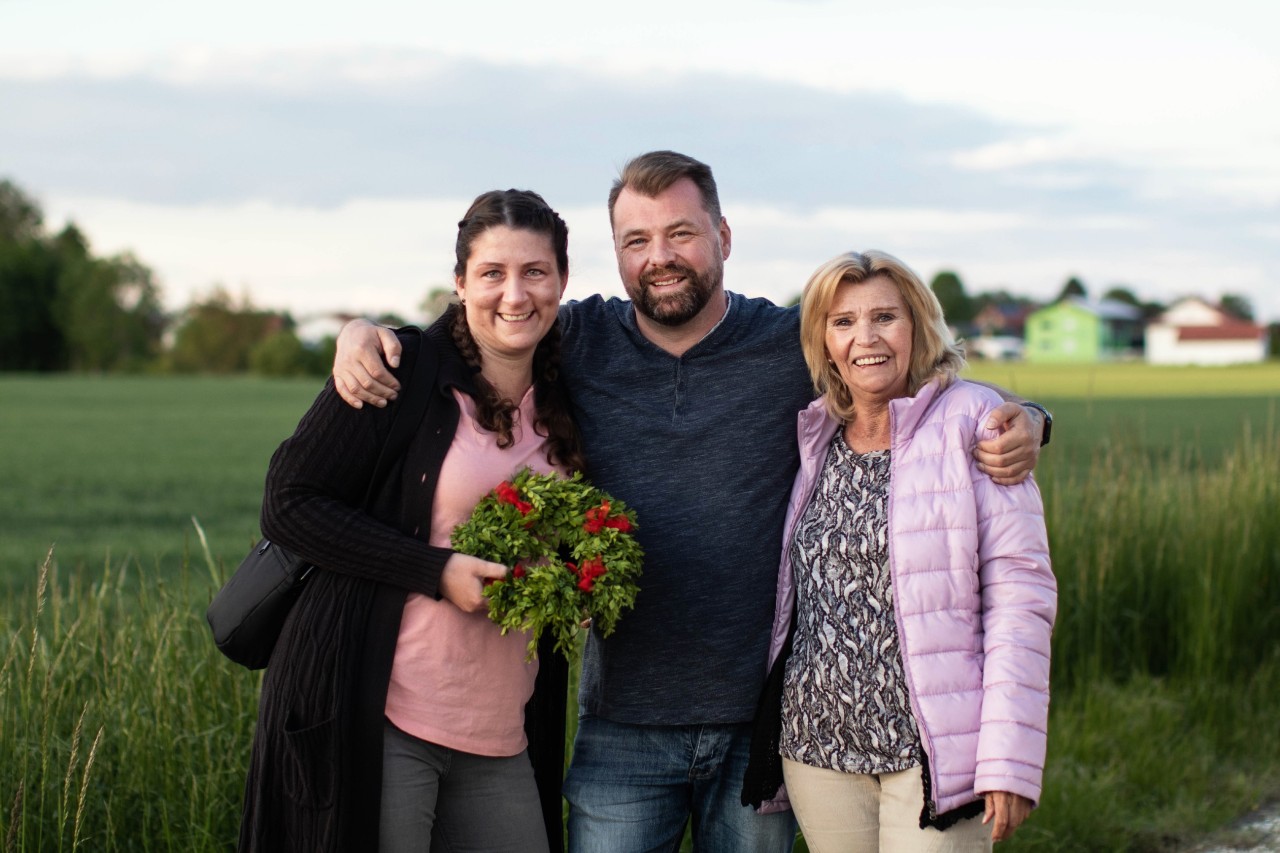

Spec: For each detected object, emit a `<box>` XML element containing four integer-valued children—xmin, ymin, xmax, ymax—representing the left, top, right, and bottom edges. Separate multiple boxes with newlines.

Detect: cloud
<box><xmin>6</xmin><ymin>48</ymin><xmax>1277</xmax><ymax>322</ymax></box>
<box><xmin>1</xmin><ymin>48</ymin><xmax>1017</xmax><ymax>210</ymax></box>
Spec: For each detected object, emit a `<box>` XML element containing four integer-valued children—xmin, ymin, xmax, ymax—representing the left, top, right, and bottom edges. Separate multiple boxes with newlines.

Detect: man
<box><xmin>333</xmin><ymin>151</ymin><xmax>1045</xmax><ymax>851</ymax></box>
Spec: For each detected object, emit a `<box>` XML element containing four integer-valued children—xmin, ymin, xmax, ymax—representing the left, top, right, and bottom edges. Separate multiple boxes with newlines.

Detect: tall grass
<box><xmin>1045</xmin><ymin>423</ymin><xmax>1280</xmax><ymax>687</ymax></box>
<box><xmin>1004</xmin><ymin>422</ymin><xmax>1280</xmax><ymax>851</ymax></box>
<box><xmin>1</xmin><ymin>425</ymin><xmax>1277</xmax><ymax>850</ymax></box>
<box><xmin>0</xmin><ymin>550</ymin><xmax>259</xmax><ymax>851</ymax></box>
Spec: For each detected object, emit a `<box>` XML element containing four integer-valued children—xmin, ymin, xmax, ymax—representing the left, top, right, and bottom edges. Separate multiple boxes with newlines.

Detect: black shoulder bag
<box><xmin>207</xmin><ymin>329</ymin><xmax>434</xmax><ymax>669</ymax></box>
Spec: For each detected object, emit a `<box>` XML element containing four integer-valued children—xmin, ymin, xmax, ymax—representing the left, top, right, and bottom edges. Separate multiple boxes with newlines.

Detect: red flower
<box><xmin>603</xmin><ymin>516</ymin><xmax>632</xmax><ymax>533</ymax></box>
<box><xmin>585</xmin><ymin>501</ymin><xmax>625</xmax><ymax>534</ymax></box>
<box><xmin>577</xmin><ymin>576</ymin><xmax>594</xmax><ymax>593</ymax></box>
<box><xmin>495</xmin><ymin>481</ymin><xmax>533</xmax><ymax>515</ymax></box>
<box><xmin>565</xmin><ymin>561</ymin><xmax>577</xmax><ymax>575</ymax></box>
<box><xmin>512</xmin><ymin>563</ymin><xmax>526</xmax><ymax>579</ymax></box>
<box><xmin>578</xmin><ymin>556</ymin><xmax>607</xmax><ymax>580</ymax></box>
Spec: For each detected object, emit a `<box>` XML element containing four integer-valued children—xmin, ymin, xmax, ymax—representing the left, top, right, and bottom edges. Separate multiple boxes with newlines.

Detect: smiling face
<box><xmin>611</xmin><ymin>177</ymin><xmax>731</xmax><ymax>328</ymax></box>
<box><xmin>455</xmin><ymin>225</ymin><xmax>567</xmax><ymax>367</ymax></box>
<box><xmin>825</xmin><ymin>274</ymin><xmax>915</xmax><ymax>406</ymax></box>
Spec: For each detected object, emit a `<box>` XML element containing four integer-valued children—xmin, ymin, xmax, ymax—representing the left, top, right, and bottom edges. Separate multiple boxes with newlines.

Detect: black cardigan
<box><xmin>237</xmin><ymin>312</ymin><xmax>568</xmax><ymax>852</ymax></box>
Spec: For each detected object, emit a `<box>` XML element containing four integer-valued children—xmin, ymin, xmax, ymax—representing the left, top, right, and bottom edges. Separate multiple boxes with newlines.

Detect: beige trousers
<box><xmin>782</xmin><ymin>758</ymin><xmax>992</xmax><ymax>853</ymax></box>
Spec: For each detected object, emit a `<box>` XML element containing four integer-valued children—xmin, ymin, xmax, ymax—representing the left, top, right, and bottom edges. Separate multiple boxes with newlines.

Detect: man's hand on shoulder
<box><xmin>333</xmin><ymin>319</ymin><xmax>403</xmax><ymax>409</ymax></box>
<box><xmin>974</xmin><ymin>402</ymin><xmax>1045</xmax><ymax>485</ymax></box>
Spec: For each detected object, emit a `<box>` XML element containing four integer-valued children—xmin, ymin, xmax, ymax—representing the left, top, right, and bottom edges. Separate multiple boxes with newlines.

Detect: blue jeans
<box><xmin>564</xmin><ymin>715</ymin><xmax>797</xmax><ymax>853</ymax></box>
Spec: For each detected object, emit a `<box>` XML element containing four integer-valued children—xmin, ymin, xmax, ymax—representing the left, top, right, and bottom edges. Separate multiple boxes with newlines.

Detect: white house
<box><xmin>1145</xmin><ymin>298</ymin><xmax>1268</xmax><ymax>365</ymax></box>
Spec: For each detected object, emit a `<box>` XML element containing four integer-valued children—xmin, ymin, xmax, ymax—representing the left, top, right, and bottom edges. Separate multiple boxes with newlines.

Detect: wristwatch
<box><xmin>1022</xmin><ymin>402</ymin><xmax>1053</xmax><ymax>447</ymax></box>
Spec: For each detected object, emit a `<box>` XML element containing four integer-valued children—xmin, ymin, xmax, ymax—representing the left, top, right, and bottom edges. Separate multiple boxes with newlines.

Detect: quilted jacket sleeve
<box><xmin>970</xmin><ymin>415</ymin><xmax>1056</xmax><ymax>804</ymax></box>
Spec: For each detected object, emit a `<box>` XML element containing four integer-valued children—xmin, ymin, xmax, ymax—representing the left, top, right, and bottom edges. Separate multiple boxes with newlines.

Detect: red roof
<box><xmin>1176</xmin><ymin>323</ymin><xmax>1264</xmax><ymax>342</ymax></box>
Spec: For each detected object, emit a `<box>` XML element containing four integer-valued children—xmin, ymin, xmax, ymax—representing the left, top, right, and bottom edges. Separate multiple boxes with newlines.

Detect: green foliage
<box><xmin>929</xmin><ymin>270</ymin><xmax>974</xmax><ymax>324</ymax></box>
<box><xmin>0</xmin><ymin>237</ymin><xmax>66</xmax><ymax>370</ymax></box>
<box><xmin>248</xmin><ymin>329</ymin><xmax>311</xmax><ymax>377</ymax></box>
<box><xmin>1101</xmin><ymin>285</ymin><xmax>1139</xmax><ymax>306</ymax></box>
<box><xmin>0</xmin><ymin>178</ymin><xmax>44</xmax><ymax>242</ymax></box>
<box><xmin>56</xmin><ymin>248</ymin><xmax>166</xmax><ymax>372</ymax></box>
<box><xmin>168</xmin><ymin>289</ymin><xmax>287</xmax><ymax>374</ymax></box>
<box><xmin>418</xmin><ymin>287</ymin><xmax>457</xmax><ymax>325</ymax></box>
<box><xmin>451</xmin><ymin>469</ymin><xmax>643</xmax><ymax>659</ymax></box>
<box><xmin>1055</xmin><ymin>276</ymin><xmax>1087</xmax><ymax>302</ymax></box>
<box><xmin>1218</xmin><ymin>292</ymin><xmax>1255</xmax><ymax>321</ymax></box>
<box><xmin>1</xmin><ymin>182</ymin><xmax>166</xmax><ymax>373</ymax></box>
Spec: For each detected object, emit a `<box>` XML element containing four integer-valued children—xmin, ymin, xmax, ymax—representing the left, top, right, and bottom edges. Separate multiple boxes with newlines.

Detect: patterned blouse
<box><xmin>779</xmin><ymin>432</ymin><xmax>922</xmax><ymax>775</ymax></box>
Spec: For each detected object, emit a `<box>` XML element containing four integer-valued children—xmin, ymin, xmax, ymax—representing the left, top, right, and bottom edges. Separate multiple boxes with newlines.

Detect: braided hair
<box><xmin>450</xmin><ymin>190</ymin><xmax>585</xmax><ymax>473</ymax></box>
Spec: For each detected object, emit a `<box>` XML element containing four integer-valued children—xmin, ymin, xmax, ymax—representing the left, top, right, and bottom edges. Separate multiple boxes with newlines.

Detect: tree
<box><xmin>1102</xmin><ymin>286</ymin><xmax>1140</xmax><ymax>307</ymax></box>
<box><xmin>0</xmin><ymin>179</ymin><xmax>166</xmax><ymax>372</ymax></box>
<box><xmin>56</xmin><ymin>243</ymin><xmax>166</xmax><ymax>371</ymax></box>
<box><xmin>0</xmin><ymin>179</ymin><xmax>43</xmax><ymax>243</ymax></box>
<box><xmin>170</xmin><ymin>288</ymin><xmax>283</xmax><ymax>373</ymax></box>
<box><xmin>250</xmin><ymin>329</ymin><xmax>313</xmax><ymax>377</ymax></box>
<box><xmin>1056</xmin><ymin>277</ymin><xmax>1087</xmax><ymax>302</ymax></box>
<box><xmin>419</xmin><ymin>286</ymin><xmax>457</xmax><ymax>325</ymax></box>
<box><xmin>0</xmin><ymin>181</ymin><xmax>63</xmax><ymax>369</ymax></box>
<box><xmin>1219</xmin><ymin>293</ymin><xmax>1254</xmax><ymax>322</ymax></box>
<box><xmin>930</xmin><ymin>271</ymin><xmax>974</xmax><ymax>324</ymax></box>
<box><xmin>0</xmin><ymin>237</ymin><xmax>65</xmax><ymax>370</ymax></box>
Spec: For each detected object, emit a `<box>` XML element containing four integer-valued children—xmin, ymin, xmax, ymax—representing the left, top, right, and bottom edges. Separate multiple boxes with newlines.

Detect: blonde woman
<box><xmin>745</xmin><ymin>251</ymin><xmax>1056</xmax><ymax>851</ymax></box>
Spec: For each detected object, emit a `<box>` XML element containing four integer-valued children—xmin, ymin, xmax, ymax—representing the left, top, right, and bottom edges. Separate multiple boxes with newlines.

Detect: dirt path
<box><xmin>1187</xmin><ymin>803</ymin><xmax>1280</xmax><ymax>853</ymax></box>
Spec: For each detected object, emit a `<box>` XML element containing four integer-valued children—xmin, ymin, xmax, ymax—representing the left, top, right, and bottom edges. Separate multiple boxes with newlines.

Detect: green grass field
<box><xmin>963</xmin><ymin>360</ymin><xmax>1280</xmax><ymax>399</ymax></box>
<box><xmin>3</xmin><ymin>367</ymin><xmax>1276</xmax><ymax>582</ymax></box>
<box><xmin>0</xmin><ymin>375</ymin><xmax>325</xmax><ymax>584</ymax></box>
<box><xmin>2</xmin><ymin>368</ymin><xmax>1279</xmax><ymax>851</ymax></box>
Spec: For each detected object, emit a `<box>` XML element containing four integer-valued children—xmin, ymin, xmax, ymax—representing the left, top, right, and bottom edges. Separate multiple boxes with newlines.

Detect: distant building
<box><xmin>1024</xmin><ymin>297</ymin><xmax>1143</xmax><ymax>363</ymax></box>
<box><xmin>965</xmin><ymin>335</ymin><xmax>1025</xmax><ymax>361</ymax></box>
<box><xmin>1145</xmin><ymin>298</ymin><xmax>1267</xmax><ymax>365</ymax></box>
<box><xmin>972</xmin><ymin>301</ymin><xmax>1035</xmax><ymax>337</ymax></box>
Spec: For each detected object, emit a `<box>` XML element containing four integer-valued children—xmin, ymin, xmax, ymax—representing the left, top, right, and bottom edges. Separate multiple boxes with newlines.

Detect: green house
<box><xmin>1024</xmin><ymin>297</ymin><xmax>1143</xmax><ymax>363</ymax></box>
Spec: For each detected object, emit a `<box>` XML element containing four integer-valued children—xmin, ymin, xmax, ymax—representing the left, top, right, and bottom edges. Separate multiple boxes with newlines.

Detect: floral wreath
<box><xmin>450</xmin><ymin>468</ymin><xmax>643</xmax><ymax>660</ymax></box>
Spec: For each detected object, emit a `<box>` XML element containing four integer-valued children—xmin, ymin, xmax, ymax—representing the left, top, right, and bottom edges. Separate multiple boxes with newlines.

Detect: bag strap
<box><xmin>358</xmin><ymin>327</ymin><xmax>436</xmax><ymax>510</ymax></box>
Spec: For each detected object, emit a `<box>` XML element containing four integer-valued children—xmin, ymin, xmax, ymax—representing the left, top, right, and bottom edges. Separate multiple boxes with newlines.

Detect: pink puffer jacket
<box><xmin>766</xmin><ymin>379</ymin><xmax>1056</xmax><ymax>819</ymax></box>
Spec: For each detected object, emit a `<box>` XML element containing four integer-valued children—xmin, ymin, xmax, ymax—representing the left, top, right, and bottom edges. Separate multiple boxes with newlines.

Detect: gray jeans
<box><xmin>380</xmin><ymin>721</ymin><xmax>550</xmax><ymax>853</ymax></box>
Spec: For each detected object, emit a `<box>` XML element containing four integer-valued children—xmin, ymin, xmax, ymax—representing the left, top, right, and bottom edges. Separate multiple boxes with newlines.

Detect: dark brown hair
<box><xmin>607</xmin><ymin>150</ymin><xmax>722</xmax><ymax>228</ymax></box>
<box><xmin>450</xmin><ymin>189</ymin><xmax>584</xmax><ymax>472</ymax></box>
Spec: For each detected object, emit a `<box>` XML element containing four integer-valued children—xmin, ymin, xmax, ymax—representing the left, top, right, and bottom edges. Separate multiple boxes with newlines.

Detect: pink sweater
<box><xmin>767</xmin><ymin>379</ymin><xmax>1056</xmax><ymax>816</ymax></box>
<box><xmin>384</xmin><ymin>387</ymin><xmax>562</xmax><ymax>757</ymax></box>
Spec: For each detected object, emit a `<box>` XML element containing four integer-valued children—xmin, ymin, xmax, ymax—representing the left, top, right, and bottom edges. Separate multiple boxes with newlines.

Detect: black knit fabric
<box><xmin>740</xmin><ymin>621</ymin><xmax>793</xmax><ymax>809</ymax></box>
<box><xmin>237</xmin><ymin>310</ymin><xmax>568</xmax><ymax>852</ymax></box>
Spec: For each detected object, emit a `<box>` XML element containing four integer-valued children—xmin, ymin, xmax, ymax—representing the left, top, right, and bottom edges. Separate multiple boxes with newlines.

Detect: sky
<box><xmin>3</xmin><ymin>0</ymin><xmax>1278</xmax><ymax>325</ymax></box>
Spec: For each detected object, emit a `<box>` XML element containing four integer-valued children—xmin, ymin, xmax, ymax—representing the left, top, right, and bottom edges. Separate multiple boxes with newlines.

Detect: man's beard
<box><xmin>630</xmin><ymin>261</ymin><xmax>722</xmax><ymax>327</ymax></box>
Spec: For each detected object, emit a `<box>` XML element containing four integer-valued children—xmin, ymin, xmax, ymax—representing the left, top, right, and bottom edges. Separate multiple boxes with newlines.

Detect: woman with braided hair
<box><xmin>238</xmin><ymin>189</ymin><xmax>581</xmax><ymax>853</ymax></box>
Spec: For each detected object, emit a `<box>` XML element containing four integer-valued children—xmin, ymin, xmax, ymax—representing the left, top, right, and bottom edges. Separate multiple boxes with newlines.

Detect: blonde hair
<box><xmin>799</xmin><ymin>250</ymin><xmax>966</xmax><ymax>423</ymax></box>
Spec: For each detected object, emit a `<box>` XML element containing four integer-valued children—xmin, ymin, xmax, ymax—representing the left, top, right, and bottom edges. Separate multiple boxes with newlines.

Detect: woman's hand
<box><xmin>333</xmin><ymin>319</ymin><xmax>403</xmax><ymax>409</ymax></box>
<box><xmin>983</xmin><ymin>791</ymin><xmax>1033</xmax><ymax>842</ymax></box>
<box><xmin>974</xmin><ymin>402</ymin><xmax>1043</xmax><ymax>484</ymax></box>
<box><xmin>438</xmin><ymin>553</ymin><xmax>509</xmax><ymax>613</ymax></box>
